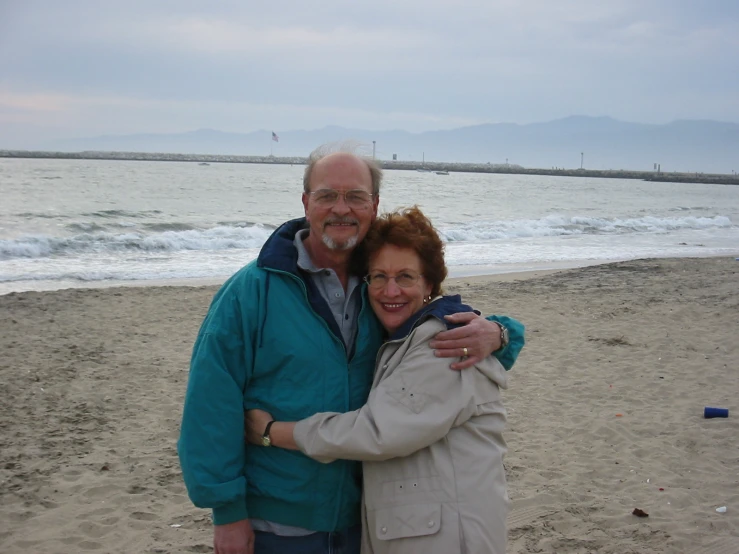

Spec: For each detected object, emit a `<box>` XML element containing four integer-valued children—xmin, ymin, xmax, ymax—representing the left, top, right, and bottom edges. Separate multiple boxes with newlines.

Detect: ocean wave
<box><xmin>0</xmin><ymin>224</ymin><xmax>274</xmax><ymax>260</ymax></box>
<box><xmin>0</xmin><ymin>268</ymin><xmax>229</xmax><ymax>283</ymax></box>
<box><xmin>142</xmin><ymin>222</ymin><xmax>202</xmax><ymax>232</ymax></box>
<box><xmin>217</xmin><ymin>220</ymin><xmax>277</xmax><ymax>230</ymax></box>
<box><xmin>66</xmin><ymin>222</ymin><xmax>109</xmax><ymax>232</ymax></box>
<box><xmin>668</xmin><ymin>206</ymin><xmax>715</xmax><ymax>212</ymax></box>
<box><xmin>440</xmin><ymin>214</ymin><xmax>732</xmax><ymax>242</ymax></box>
<box><xmin>17</xmin><ymin>212</ymin><xmax>71</xmax><ymax>219</ymax></box>
<box><xmin>1</xmin><ymin>215</ymin><xmax>733</xmax><ymax>260</ymax></box>
<box><xmin>80</xmin><ymin>209</ymin><xmax>163</xmax><ymax>218</ymax></box>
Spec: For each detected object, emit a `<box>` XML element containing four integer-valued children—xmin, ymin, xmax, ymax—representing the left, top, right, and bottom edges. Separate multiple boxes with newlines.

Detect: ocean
<box><xmin>1</xmin><ymin>157</ymin><xmax>738</xmax><ymax>295</ymax></box>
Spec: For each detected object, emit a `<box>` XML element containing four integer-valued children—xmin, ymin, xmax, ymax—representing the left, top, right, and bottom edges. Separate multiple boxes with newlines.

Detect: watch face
<box><xmin>261</xmin><ymin>436</ymin><xmax>271</xmax><ymax>447</ymax></box>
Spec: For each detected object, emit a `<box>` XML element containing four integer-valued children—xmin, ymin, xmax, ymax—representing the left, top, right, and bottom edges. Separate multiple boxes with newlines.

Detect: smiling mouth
<box><xmin>324</xmin><ymin>218</ymin><xmax>358</xmax><ymax>230</ymax></box>
<box><xmin>382</xmin><ymin>303</ymin><xmax>406</xmax><ymax>309</ymax></box>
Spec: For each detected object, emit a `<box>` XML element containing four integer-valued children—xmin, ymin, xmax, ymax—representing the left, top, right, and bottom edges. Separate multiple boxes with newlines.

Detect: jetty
<box><xmin>1</xmin><ymin>150</ymin><xmax>737</xmax><ymax>186</ymax></box>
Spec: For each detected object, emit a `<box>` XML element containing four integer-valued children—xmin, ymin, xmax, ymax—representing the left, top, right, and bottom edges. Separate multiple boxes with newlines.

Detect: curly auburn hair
<box><xmin>352</xmin><ymin>206</ymin><xmax>447</xmax><ymax>298</ymax></box>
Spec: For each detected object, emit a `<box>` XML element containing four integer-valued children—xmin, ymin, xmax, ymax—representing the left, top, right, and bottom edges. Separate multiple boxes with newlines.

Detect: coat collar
<box><xmin>387</xmin><ymin>294</ymin><xmax>477</xmax><ymax>341</ymax></box>
<box><xmin>256</xmin><ymin>217</ymin><xmax>307</xmax><ymax>273</ymax></box>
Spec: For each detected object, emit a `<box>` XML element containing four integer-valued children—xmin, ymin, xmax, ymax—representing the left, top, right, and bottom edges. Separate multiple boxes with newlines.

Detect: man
<box><xmin>178</xmin><ymin>146</ymin><xmax>524</xmax><ymax>554</ymax></box>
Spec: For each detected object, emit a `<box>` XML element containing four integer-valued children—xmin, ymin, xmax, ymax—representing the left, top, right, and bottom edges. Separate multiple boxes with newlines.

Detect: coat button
<box><xmin>381</xmin><ymin>526</ymin><xmax>387</xmax><ymax>534</ymax></box>
<box><xmin>428</xmin><ymin>520</ymin><xmax>434</xmax><ymax>527</ymax></box>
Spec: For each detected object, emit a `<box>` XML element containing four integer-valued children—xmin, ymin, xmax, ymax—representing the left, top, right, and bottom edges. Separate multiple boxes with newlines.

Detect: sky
<box><xmin>1</xmin><ymin>0</ymin><xmax>738</xmax><ymax>147</ymax></box>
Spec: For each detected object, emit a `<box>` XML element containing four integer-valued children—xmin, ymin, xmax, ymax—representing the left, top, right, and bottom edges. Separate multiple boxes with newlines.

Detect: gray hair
<box><xmin>302</xmin><ymin>141</ymin><xmax>383</xmax><ymax>196</ymax></box>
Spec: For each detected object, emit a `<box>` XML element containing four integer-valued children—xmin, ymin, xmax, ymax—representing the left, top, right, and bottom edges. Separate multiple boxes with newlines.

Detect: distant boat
<box><xmin>198</xmin><ymin>162</ymin><xmax>210</xmax><ymax>166</ymax></box>
<box><xmin>416</xmin><ymin>168</ymin><xmax>432</xmax><ymax>173</ymax></box>
<box><xmin>435</xmin><ymin>170</ymin><xmax>449</xmax><ymax>175</ymax></box>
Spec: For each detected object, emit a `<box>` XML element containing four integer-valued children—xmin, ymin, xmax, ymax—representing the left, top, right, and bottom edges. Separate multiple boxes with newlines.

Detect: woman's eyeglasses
<box><xmin>363</xmin><ymin>270</ymin><xmax>423</xmax><ymax>289</ymax></box>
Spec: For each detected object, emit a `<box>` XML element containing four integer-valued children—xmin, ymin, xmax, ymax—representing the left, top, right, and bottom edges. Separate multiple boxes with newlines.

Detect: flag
<box><xmin>272</xmin><ymin>131</ymin><xmax>279</xmax><ymax>142</ymax></box>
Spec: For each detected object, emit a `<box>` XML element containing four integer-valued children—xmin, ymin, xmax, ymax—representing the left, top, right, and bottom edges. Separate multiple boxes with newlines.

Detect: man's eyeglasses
<box><xmin>363</xmin><ymin>270</ymin><xmax>423</xmax><ymax>289</ymax></box>
<box><xmin>307</xmin><ymin>189</ymin><xmax>374</xmax><ymax>209</ymax></box>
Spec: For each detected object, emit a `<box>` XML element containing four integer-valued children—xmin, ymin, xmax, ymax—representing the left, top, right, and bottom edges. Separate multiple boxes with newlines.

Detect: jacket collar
<box><xmin>255</xmin><ymin>217</ymin><xmax>359</xmax><ymax>348</ymax></box>
<box><xmin>388</xmin><ymin>294</ymin><xmax>476</xmax><ymax>341</ymax></box>
<box><xmin>256</xmin><ymin>217</ymin><xmax>307</xmax><ymax>273</ymax></box>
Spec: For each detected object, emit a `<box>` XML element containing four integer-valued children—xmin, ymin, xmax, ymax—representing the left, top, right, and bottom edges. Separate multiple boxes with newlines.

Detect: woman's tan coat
<box><xmin>294</xmin><ymin>312</ymin><xmax>509</xmax><ymax>554</ymax></box>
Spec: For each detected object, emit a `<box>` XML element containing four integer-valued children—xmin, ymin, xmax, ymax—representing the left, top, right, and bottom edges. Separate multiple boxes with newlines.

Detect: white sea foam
<box><xmin>438</xmin><ymin>214</ymin><xmax>731</xmax><ymax>242</ymax></box>
<box><xmin>0</xmin><ymin>224</ymin><xmax>274</xmax><ymax>260</ymax></box>
<box><xmin>1</xmin><ymin>215</ymin><xmax>733</xmax><ymax>261</ymax></box>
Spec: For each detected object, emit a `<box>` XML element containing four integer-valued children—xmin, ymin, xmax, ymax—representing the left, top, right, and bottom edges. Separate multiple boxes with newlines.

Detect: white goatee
<box><xmin>322</xmin><ymin>234</ymin><xmax>358</xmax><ymax>251</ymax></box>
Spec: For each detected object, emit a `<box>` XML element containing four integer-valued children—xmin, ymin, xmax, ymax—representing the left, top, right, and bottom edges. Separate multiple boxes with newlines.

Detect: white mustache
<box><xmin>324</xmin><ymin>217</ymin><xmax>359</xmax><ymax>227</ymax></box>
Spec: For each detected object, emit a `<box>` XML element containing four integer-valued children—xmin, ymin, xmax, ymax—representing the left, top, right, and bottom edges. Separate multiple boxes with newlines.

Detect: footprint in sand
<box><xmin>77</xmin><ymin>540</ymin><xmax>105</xmax><ymax>550</ymax></box>
<box><xmin>130</xmin><ymin>511</ymin><xmax>158</xmax><ymax>521</ymax></box>
<box><xmin>59</xmin><ymin>537</ymin><xmax>104</xmax><ymax>550</ymax></box>
<box><xmin>126</xmin><ymin>483</ymin><xmax>149</xmax><ymax>494</ymax></box>
<box><xmin>7</xmin><ymin>511</ymin><xmax>36</xmax><ymax>523</ymax></box>
<box><xmin>83</xmin><ymin>484</ymin><xmax>120</xmax><ymax>499</ymax></box>
<box><xmin>78</xmin><ymin>520</ymin><xmax>116</xmax><ymax>538</ymax></box>
<box><xmin>60</xmin><ymin>468</ymin><xmax>84</xmax><ymax>482</ymax></box>
<box><xmin>80</xmin><ymin>506</ymin><xmax>117</xmax><ymax>518</ymax></box>
<box><xmin>185</xmin><ymin>545</ymin><xmax>211</xmax><ymax>553</ymax></box>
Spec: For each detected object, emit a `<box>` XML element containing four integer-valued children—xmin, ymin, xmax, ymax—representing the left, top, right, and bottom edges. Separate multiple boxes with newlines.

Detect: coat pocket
<box><xmin>374</xmin><ymin>503</ymin><xmax>442</xmax><ymax>540</ymax></box>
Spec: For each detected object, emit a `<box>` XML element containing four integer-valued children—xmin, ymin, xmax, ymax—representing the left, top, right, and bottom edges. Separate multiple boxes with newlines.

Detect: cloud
<box><xmin>139</xmin><ymin>19</ymin><xmax>435</xmax><ymax>57</ymax></box>
<box><xmin>0</xmin><ymin>91</ymin><xmax>68</xmax><ymax>113</ymax></box>
<box><xmin>0</xmin><ymin>0</ymin><xmax>737</xmax><ymax>146</ymax></box>
<box><xmin>0</xmin><ymin>89</ymin><xmax>482</xmax><ymax>142</ymax></box>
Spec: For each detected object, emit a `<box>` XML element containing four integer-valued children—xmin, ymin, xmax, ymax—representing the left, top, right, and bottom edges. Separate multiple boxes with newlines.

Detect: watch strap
<box><xmin>262</xmin><ymin>420</ymin><xmax>276</xmax><ymax>446</ymax></box>
<box><xmin>496</xmin><ymin>322</ymin><xmax>510</xmax><ymax>349</ymax></box>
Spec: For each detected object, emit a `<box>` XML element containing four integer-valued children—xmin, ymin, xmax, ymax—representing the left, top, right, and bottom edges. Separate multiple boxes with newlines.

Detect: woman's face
<box><xmin>366</xmin><ymin>245</ymin><xmax>433</xmax><ymax>335</ymax></box>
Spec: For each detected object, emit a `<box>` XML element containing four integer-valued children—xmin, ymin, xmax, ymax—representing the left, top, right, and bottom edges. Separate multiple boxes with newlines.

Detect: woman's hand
<box><xmin>244</xmin><ymin>409</ymin><xmax>274</xmax><ymax>445</ymax></box>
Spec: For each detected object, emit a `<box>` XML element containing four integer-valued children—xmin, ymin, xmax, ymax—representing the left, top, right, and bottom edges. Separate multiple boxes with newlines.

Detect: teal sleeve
<box><xmin>485</xmin><ymin>315</ymin><xmax>525</xmax><ymax>371</ymax></box>
<box><xmin>177</xmin><ymin>290</ymin><xmax>252</xmax><ymax>525</ymax></box>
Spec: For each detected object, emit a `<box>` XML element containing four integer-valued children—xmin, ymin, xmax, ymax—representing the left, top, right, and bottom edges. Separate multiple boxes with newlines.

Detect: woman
<box><xmin>246</xmin><ymin>206</ymin><xmax>509</xmax><ymax>554</ymax></box>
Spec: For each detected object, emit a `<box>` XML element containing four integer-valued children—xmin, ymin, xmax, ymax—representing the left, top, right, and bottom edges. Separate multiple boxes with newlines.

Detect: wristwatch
<box><xmin>495</xmin><ymin>322</ymin><xmax>510</xmax><ymax>351</ymax></box>
<box><xmin>261</xmin><ymin>420</ymin><xmax>276</xmax><ymax>447</ymax></box>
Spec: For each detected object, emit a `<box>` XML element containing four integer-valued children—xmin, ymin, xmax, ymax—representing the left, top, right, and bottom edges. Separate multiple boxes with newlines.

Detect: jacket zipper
<box><xmin>266</xmin><ymin>267</ymin><xmax>351</xmax><ymax>531</ymax></box>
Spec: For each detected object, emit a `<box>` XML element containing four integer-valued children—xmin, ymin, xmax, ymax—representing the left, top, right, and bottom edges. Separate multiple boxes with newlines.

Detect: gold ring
<box><xmin>463</xmin><ymin>347</ymin><xmax>468</xmax><ymax>357</ymax></box>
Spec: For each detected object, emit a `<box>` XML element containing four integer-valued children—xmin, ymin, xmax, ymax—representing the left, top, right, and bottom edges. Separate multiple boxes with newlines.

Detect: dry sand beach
<box><xmin>1</xmin><ymin>257</ymin><xmax>737</xmax><ymax>554</ymax></box>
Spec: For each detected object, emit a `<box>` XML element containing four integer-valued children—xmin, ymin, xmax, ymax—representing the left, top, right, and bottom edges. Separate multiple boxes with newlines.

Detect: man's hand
<box><xmin>244</xmin><ymin>409</ymin><xmax>274</xmax><ymax>445</ymax></box>
<box><xmin>428</xmin><ymin>312</ymin><xmax>501</xmax><ymax>370</ymax></box>
<box><xmin>214</xmin><ymin>519</ymin><xmax>255</xmax><ymax>554</ymax></box>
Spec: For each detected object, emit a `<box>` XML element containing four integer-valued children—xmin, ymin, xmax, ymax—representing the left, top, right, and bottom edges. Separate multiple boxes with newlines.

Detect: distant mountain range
<box><xmin>45</xmin><ymin>116</ymin><xmax>739</xmax><ymax>173</ymax></box>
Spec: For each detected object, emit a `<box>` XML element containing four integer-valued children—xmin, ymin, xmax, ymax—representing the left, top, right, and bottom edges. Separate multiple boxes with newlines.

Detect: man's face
<box><xmin>302</xmin><ymin>153</ymin><xmax>379</xmax><ymax>252</ymax></box>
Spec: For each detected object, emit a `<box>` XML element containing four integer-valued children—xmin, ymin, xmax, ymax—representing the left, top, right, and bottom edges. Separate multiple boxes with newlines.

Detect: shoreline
<box><xmin>2</xmin><ymin>150</ymin><xmax>738</xmax><ymax>185</ymax></box>
<box><xmin>2</xmin><ymin>253</ymin><xmax>737</xmax><ymax>296</ymax></box>
<box><xmin>0</xmin><ymin>266</ymin><xmax>574</xmax><ymax>296</ymax></box>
